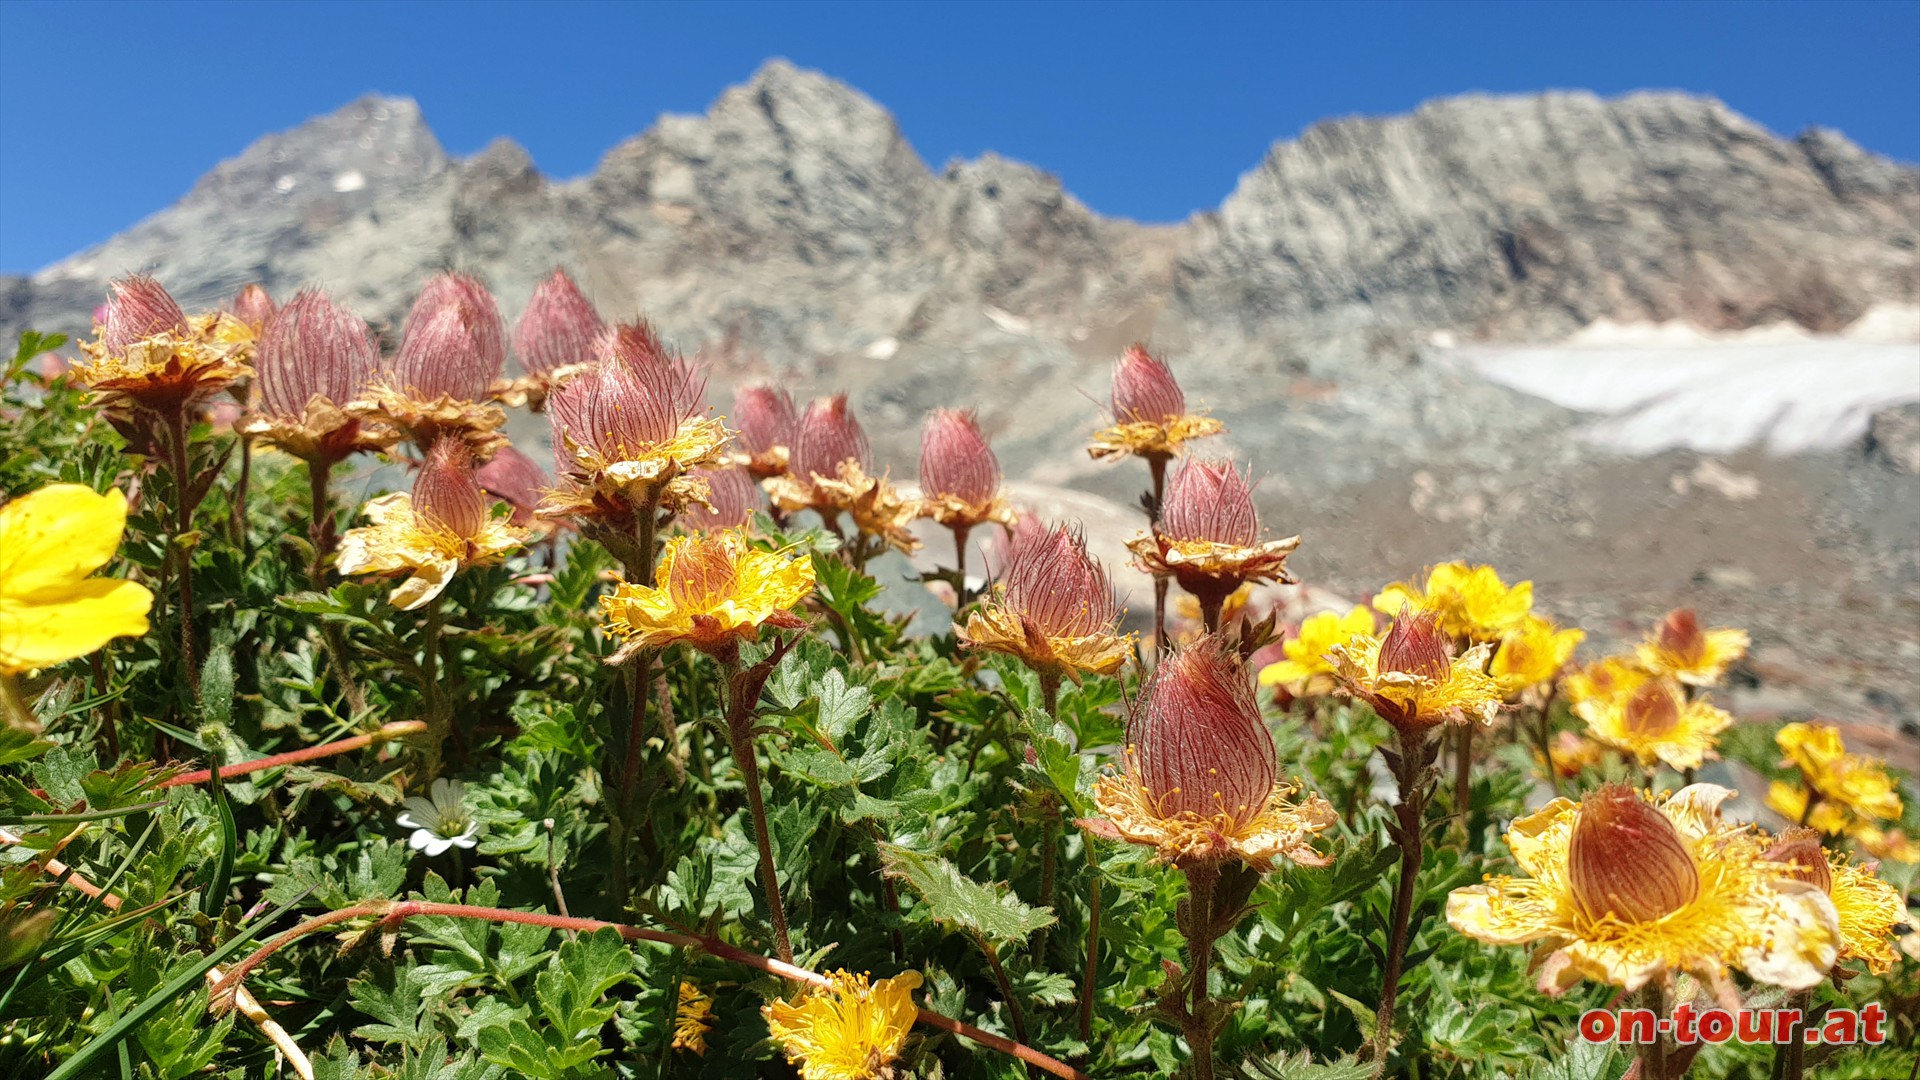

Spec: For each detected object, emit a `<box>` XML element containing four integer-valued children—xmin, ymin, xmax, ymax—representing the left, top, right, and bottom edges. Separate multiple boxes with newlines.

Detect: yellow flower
<box><xmin>1090</xmin><ymin>637</ymin><xmax>1336</xmax><ymax>869</ymax></box>
<box><xmin>0</xmin><ymin>485</ymin><xmax>154</xmax><ymax>677</ymax></box>
<box><xmin>348</xmin><ymin>382</ymin><xmax>511</xmax><ymax>462</ymax></box>
<box><xmin>1490</xmin><ymin>615</ymin><xmax>1585</xmax><ymax>698</ymax></box>
<box><xmin>1258</xmin><ymin>605</ymin><xmax>1376</xmax><ymax>695</ymax></box>
<box><xmin>1373</xmin><ymin>562</ymin><xmax>1532</xmax><ymax>643</ymax></box>
<box><xmin>1853</xmin><ymin>825</ymin><xmax>1920</xmax><ymax>864</ymax></box>
<box><xmin>1560</xmin><ymin>655</ymin><xmax>1650</xmax><ymax>708</ymax></box>
<box><xmin>1576</xmin><ymin>677</ymin><xmax>1731</xmax><ymax>772</ymax></box>
<box><xmin>766</xmin><ymin>460</ymin><xmax>920</xmax><ymax>555</ymax></box>
<box><xmin>1327</xmin><ymin>608</ymin><xmax>1504</xmax><ymax>731</ymax></box>
<box><xmin>1088</xmin><ymin>413</ymin><xmax>1226</xmax><ymax>461</ymax></box>
<box><xmin>1764</xmin><ymin>830</ymin><xmax>1906</xmax><ymax>975</ymax></box>
<box><xmin>955</xmin><ymin>523</ymin><xmax>1132</xmax><ymax>682</ymax></box>
<box><xmin>762</xmin><ymin>970</ymin><xmax>921</xmax><ymax>1080</ymax></box>
<box><xmin>599</xmin><ymin>529</ymin><xmax>813</xmax><ymax>659</ymax></box>
<box><xmin>76</xmin><ymin>308</ymin><xmax>253</xmax><ymax>412</ymax></box>
<box><xmin>335</xmin><ymin>493</ymin><xmax>525</xmax><ymax>611</ymax></box>
<box><xmin>1774</xmin><ymin>722</ymin><xmax>1903</xmax><ymax>825</ymax></box>
<box><xmin>672</xmin><ymin>981</ymin><xmax>713</xmax><ymax>1055</ymax></box>
<box><xmin>1447</xmin><ymin>785</ymin><xmax>1841</xmax><ymax>995</ymax></box>
<box><xmin>1764</xmin><ymin>782</ymin><xmax>1852</xmax><ymax>836</ymax></box>
<box><xmin>1540</xmin><ymin>731</ymin><xmax>1607</xmax><ymax>780</ymax></box>
<box><xmin>1633</xmin><ymin>608</ymin><xmax>1748</xmax><ymax>687</ymax></box>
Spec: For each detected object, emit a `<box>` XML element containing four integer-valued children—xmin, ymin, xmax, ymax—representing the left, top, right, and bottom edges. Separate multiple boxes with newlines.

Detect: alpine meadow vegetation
<box><xmin>0</xmin><ymin>273</ymin><xmax>1914</xmax><ymax>1080</ymax></box>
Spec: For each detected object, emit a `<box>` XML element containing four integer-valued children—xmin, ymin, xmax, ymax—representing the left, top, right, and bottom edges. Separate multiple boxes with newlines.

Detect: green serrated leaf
<box><xmin>879</xmin><ymin>843</ymin><xmax>1055</xmax><ymax>947</ymax></box>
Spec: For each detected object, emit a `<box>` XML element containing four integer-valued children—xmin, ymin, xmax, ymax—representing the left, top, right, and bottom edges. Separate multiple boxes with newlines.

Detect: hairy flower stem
<box><xmin>306</xmin><ymin>460</ymin><xmax>367</xmax><ymax>716</ymax></box>
<box><xmin>207</xmin><ymin>900</ymin><xmax>1096</xmax><ymax>1080</ymax></box>
<box><xmin>1639</xmin><ymin>982</ymin><xmax>1671</xmax><ymax>1080</ymax></box>
<box><xmin>1148</xmin><ymin>454</ymin><xmax>1168</xmax><ymax>663</ymax></box>
<box><xmin>1775</xmin><ymin>988</ymin><xmax>1811</xmax><ymax>1080</ymax></box>
<box><xmin>1033</xmin><ymin>670</ymin><xmax>1064</xmax><ymax>960</ymax></box>
<box><xmin>1371</xmin><ymin>725</ymin><xmax>1433</xmax><ymax>1070</ymax></box>
<box><xmin>1199</xmin><ymin>591</ymin><xmax>1226</xmax><ymax>634</ymax></box>
<box><xmin>951</xmin><ymin>523</ymin><xmax>972</xmax><ymax>605</ymax></box>
<box><xmin>165</xmin><ymin>406</ymin><xmax>200</xmax><ymax>697</ymax></box>
<box><xmin>1180</xmin><ymin>861</ymin><xmax>1222</xmax><ymax>1080</ymax></box>
<box><xmin>232</xmin><ymin>432</ymin><xmax>254</xmax><ymax>554</ymax></box>
<box><xmin>1453</xmin><ymin>724</ymin><xmax>1474</xmax><ymax>832</ymax></box>
<box><xmin>158</xmin><ymin>723</ymin><xmax>428</xmax><ymax>789</ymax></box>
<box><xmin>722</xmin><ymin>651</ymin><xmax>793</xmax><ymax>964</ymax></box>
<box><xmin>418</xmin><ymin>598</ymin><xmax>449</xmax><ymax>782</ymax></box>
<box><xmin>979</xmin><ymin>933</ymin><xmax>1031</xmax><ymax>1047</ymax></box>
<box><xmin>610</xmin><ymin>495</ymin><xmax>665</xmax><ymax>913</ymax></box>
<box><xmin>1078</xmin><ymin>844</ymin><xmax>1103</xmax><ymax>1046</ymax></box>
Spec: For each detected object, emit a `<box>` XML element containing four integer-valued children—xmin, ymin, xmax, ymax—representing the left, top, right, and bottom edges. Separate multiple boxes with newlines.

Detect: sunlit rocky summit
<box><xmin>4</xmin><ymin>60</ymin><xmax>1917</xmax><ymax>739</ymax></box>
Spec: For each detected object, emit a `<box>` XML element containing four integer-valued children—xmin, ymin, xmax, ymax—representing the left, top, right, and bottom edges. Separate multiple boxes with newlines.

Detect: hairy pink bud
<box><xmin>513</xmin><ymin>270</ymin><xmax>604</xmax><ymax>375</ymax></box>
<box><xmin>1378</xmin><ymin>608</ymin><xmax>1453</xmax><ymax>681</ymax></box>
<box><xmin>1764</xmin><ymin>828</ymin><xmax>1834</xmax><ymax>895</ymax></box>
<box><xmin>394</xmin><ymin>272</ymin><xmax>507</xmax><ymax>399</ymax></box>
<box><xmin>691</xmin><ymin>467</ymin><xmax>761</xmax><ymax>529</ymax></box>
<box><xmin>919</xmin><ymin>408</ymin><xmax>1001</xmax><ymax>507</ymax></box>
<box><xmin>1111</xmin><ymin>344</ymin><xmax>1185</xmax><ymax>426</ymax></box>
<box><xmin>548</xmin><ymin>358</ymin><xmax>698</xmax><ymax>467</ymax></box>
<box><xmin>1160</xmin><ymin>459</ymin><xmax>1258</xmax><ymax>545</ymax></box>
<box><xmin>1621</xmin><ymin>682</ymin><xmax>1682</xmax><ymax>738</ymax></box>
<box><xmin>1132</xmin><ymin>636</ymin><xmax>1277</xmax><ymax>821</ymax></box>
<box><xmin>1568</xmin><ymin>786</ymin><xmax>1700</xmax><ymax>924</ymax></box>
<box><xmin>1004</xmin><ymin>524</ymin><xmax>1119</xmax><ymax>639</ymax></box>
<box><xmin>791</xmin><ymin>394</ymin><xmax>871</xmax><ymax>482</ymax></box>
<box><xmin>1655</xmin><ymin>608</ymin><xmax>1706</xmax><ymax>664</ymax></box>
<box><xmin>103</xmin><ymin>276</ymin><xmax>190</xmax><ymax>353</ymax></box>
<box><xmin>599</xmin><ymin>321</ymin><xmax>707</xmax><ymax>416</ymax></box>
<box><xmin>413</xmin><ymin>437</ymin><xmax>492</xmax><ymax>539</ymax></box>
<box><xmin>475</xmin><ymin>445</ymin><xmax>551</xmax><ymax>526</ymax></box>
<box><xmin>256</xmin><ymin>289</ymin><xmax>379</xmax><ymax>415</ymax></box>
<box><xmin>734</xmin><ymin>383</ymin><xmax>797</xmax><ymax>456</ymax></box>
<box><xmin>227</xmin><ymin>284</ymin><xmax>277</xmax><ymax>331</ymax></box>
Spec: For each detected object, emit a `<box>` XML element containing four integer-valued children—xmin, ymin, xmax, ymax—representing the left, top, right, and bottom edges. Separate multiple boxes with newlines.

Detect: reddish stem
<box><xmin>207</xmin><ymin>900</ymin><xmax>1094</xmax><ymax>1080</ymax></box>
<box><xmin>159</xmin><ymin>721</ymin><xmax>424</xmax><ymax>788</ymax></box>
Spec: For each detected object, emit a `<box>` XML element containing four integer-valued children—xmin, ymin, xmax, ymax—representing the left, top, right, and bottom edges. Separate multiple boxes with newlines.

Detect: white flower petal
<box><xmin>407</xmin><ymin>828</ymin><xmax>437</xmax><ymax>851</ymax></box>
<box><xmin>421</xmin><ymin>836</ymin><xmax>454</xmax><ymax>857</ymax></box>
<box><xmin>396</xmin><ymin>812</ymin><xmax>425</xmax><ymax>830</ymax></box>
<box><xmin>400</xmin><ymin>797</ymin><xmax>439</xmax><ymax>825</ymax></box>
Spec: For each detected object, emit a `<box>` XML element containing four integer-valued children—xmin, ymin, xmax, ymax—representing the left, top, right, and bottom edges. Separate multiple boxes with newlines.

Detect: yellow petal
<box><xmin>389</xmin><ymin>559</ymin><xmax>456</xmax><ymax>611</ymax></box>
<box><xmin>0</xmin><ymin>485</ymin><xmax>131</xmax><ymax>599</ymax></box>
<box><xmin>0</xmin><ymin>578</ymin><xmax>153</xmax><ymax>676</ymax></box>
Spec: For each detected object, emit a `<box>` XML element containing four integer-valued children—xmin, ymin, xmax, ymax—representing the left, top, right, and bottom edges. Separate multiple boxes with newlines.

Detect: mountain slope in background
<box><xmin>4</xmin><ymin>59</ymin><xmax>1918</xmax><ymax>738</ymax></box>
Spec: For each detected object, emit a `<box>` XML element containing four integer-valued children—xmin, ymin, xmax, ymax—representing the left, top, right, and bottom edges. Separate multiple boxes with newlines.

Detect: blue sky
<box><xmin>2</xmin><ymin>0</ymin><xmax>1915</xmax><ymax>272</ymax></box>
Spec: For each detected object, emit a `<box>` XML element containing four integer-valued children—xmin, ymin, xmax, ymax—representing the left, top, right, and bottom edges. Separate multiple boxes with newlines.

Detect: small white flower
<box><xmin>396</xmin><ymin>778</ymin><xmax>481</xmax><ymax>856</ymax></box>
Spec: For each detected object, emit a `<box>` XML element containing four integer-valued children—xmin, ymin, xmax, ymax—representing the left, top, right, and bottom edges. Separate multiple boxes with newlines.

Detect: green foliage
<box><xmin>0</xmin><ymin>343</ymin><xmax>1912</xmax><ymax>1080</ymax></box>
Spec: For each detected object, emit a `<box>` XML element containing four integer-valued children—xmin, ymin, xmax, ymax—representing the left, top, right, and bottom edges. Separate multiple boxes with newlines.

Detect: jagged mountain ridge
<box><xmin>4</xmin><ymin>58</ymin><xmax>1916</xmax><ymax>483</ymax></box>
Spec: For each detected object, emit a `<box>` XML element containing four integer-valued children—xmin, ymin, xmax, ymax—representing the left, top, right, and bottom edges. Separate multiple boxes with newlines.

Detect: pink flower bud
<box><xmin>1160</xmin><ymin>459</ymin><xmax>1258</xmax><ymax>546</ymax></box>
<box><xmin>1004</xmin><ymin>523</ymin><xmax>1120</xmax><ymax>640</ymax></box>
<box><xmin>690</xmin><ymin>467</ymin><xmax>761</xmax><ymax>529</ymax></box>
<box><xmin>919</xmin><ymin>408</ymin><xmax>1001</xmax><ymax>508</ymax></box>
<box><xmin>548</xmin><ymin>356</ymin><xmax>700</xmax><ymax>467</ymax></box>
<box><xmin>1378</xmin><ymin>608</ymin><xmax>1453</xmax><ymax>681</ymax></box>
<box><xmin>597</xmin><ymin>320</ymin><xmax>708</xmax><ymax>417</ymax></box>
<box><xmin>475</xmin><ymin>444</ymin><xmax>551</xmax><ymax>526</ymax></box>
<box><xmin>394</xmin><ymin>272</ymin><xmax>506</xmax><ymax>399</ymax></box>
<box><xmin>103</xmin><ymin>276</ymin><xmax>190</xmax><ymax>353</ymax></box>
<box><xmin>1655</xmin><ymin>608</ymin><xmax>1705</xmax><ymax>664</ymax></box>
<box><xmin>257</xmin><ymin>289</ymin><xmax>379</xmax><ymax>415</ymax></box>
<box><xmin>791</xmin><ymin>394</ymin><xmax>871</xmax><ymax>482</ymax></box>
<box><xmin>733</xmin><ymin>383</ymin><xmax>797</xmax><ymax>457</ymax></box>
<box><xmin>1567</xmin><ymin>786</ymin><xmax>1700</xmax><ymax>924</ymax></box>
<box><xmin>413</xmin><ymin>436</ymin><xmax>492</xmax><ymax>539</ymax></box>
<box><xmin>1111</xmin><ymin>344</ymin><xmax>1185</xmax><ymax>426</ymax></box>
<box><xmin>513</xmin><ymin>270</ymin><xmax>604</xmax><ymax>375</ymax></box>
<box><xmin>1764</xmin><ymin>829</ymin><xmax>1834</xmax><ymax>894</ymax></box>
<box><xmin>1132</xmin><ymin>636</ymin><xmax>1277</xmax><ymax>822</ymax></box>
<box><xmin>227</xmin><ymin>284</ymin><xmax>277</xmax><ymax>332</ymax></box>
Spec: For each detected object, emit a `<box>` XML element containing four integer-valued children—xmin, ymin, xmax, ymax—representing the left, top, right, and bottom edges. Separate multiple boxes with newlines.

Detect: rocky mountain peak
<box><xmin>182</xmin><ymin>93</ymin><xmax>447</xmax><ymax>215</ymax></box>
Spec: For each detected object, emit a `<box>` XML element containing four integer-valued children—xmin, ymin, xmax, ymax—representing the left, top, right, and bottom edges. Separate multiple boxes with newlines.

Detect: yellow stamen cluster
<box><xmin>1092</xmin><ymin>750</ymin><xmax>1336</xmax><ymax>870</ymax></box>
<box><xmin>1448</xmin><ymin>784</ymin><xmax>1841</xmax><ymax>995</ymax></box>
<box><xmin>334</xmin><ymin>493</ymin><xmax>526</xmax><ymax>611</ymax></box>
<box><xmin>598</xmin><ymin>529</ymin><xmax>814</xmax><ymax>659</ymax></box>
<box><xmin>671</xmin><ymin>981</ymin><xmax>713</xmax><ymax>1055</ymax></box>
<box><xmin>75</xmin><ymin>312</ymin><xmax>254</xmax><ymax>412</ymax></box>
<box><xmin>761</xmin><ymin>970</ymin><xmax>921</xmax><ymax>1080</ymax></box>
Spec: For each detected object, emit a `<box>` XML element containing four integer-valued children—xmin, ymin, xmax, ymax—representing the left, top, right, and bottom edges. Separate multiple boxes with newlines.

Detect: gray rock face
<box><xmin>3</xmin><ymin>59</ymin><xmax>1918</xmax><ymax>731</ymax></box>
